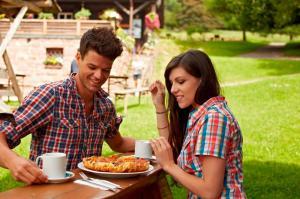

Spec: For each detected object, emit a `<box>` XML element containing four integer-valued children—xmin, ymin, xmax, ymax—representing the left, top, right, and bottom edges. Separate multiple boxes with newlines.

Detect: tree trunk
<box><xmin>242</xmin><ymin>29</ymin><xmax>247</xmax><ymax>41</ymax></box>
<box><xmin>289</xmin><ymin>34</ymin><xmax>293</xmax><ymax>41</ymax></box>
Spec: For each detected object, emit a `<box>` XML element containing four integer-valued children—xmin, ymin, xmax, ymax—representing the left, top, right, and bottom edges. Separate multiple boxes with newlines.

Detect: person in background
<box><xmin>70</xmin><ymin>58</ymin><xmax>78</xmax><ymax>74</ymax></box>
<box><xmin>0</xmin><ymin>27</ymin><xmax>135</xmax><ymax>184</ymax></box>
<box><xmin>132</xmin><ymin>57</ymin><xmax>144</xmax><ymax>89</ymax></box>
<box><xmin>149</xmin><ymin>50</ymin><xmax>246</xmax><ymax>198</ymax></box>
<box><xmin>144</xmin><ymin>3</ymin><xmax>160</xmax><ymax>47</ymax></box>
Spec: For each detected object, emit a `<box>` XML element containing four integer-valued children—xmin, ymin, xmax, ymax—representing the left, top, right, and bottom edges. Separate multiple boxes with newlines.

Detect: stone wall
<box><xmin>0</xmin><ymin>37</ymin><xmax>131</xmax><ymax>98</ymax></box>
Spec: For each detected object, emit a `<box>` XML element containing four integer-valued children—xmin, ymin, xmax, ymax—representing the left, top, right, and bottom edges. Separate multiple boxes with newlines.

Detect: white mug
<box><xmin>36</xmin><ymin>152</ymin><xmax>67</xmax><ymax>179</ymax></box>
<box><xmin>135</xmin><ymin>140</ymin><xmax>152</xmax><ymax>159</ymax></box>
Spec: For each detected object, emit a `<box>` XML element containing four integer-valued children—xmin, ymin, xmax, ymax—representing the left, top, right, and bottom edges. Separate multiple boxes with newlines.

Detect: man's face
<box><xmin>76</xmin><ymin>50</ymin><xmax>113</xmax><ymax>93</ymax></box>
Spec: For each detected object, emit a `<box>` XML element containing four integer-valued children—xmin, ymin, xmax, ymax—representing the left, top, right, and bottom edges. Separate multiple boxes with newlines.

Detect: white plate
<box><xmin>47</xmin><ymin>171</ymin><xmax>75</xmax><ymax>183</ymax></box>
<box><xmin>77</xmin><ymin>162</ymin><xmax>154</xmax><ymax>178</ymax></box>
<box><xmin>133</xmin><ymin>155</ymin><xmax>156</xmax><ymax>161</ymax></box>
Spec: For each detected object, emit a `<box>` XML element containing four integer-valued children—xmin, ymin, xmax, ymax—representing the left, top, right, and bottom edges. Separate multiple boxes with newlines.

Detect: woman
<box><xmin>149</xmin><ymin>50</ymin><xmax>246</xmax><ymax>198</ymax></box>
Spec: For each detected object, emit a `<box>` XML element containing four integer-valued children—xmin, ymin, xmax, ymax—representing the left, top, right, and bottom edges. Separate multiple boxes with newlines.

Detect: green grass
<box><xmin>224</xmin><ymin>75</ymin><xmax>300</xmax><ymax>198</ymax></box>
<box><xmin>1</xmin><ymin>34</ymin><xmax>300</xmax><ymax>198</ymax></box>
<box><xmin>161</xmin><ymin>29</ymin><xmax>300</xmax><ymax>43</ymax></box>
<box><xmin>175</xmin><ymin>40</ymin><xmax>266</xmax><ymax>57</ymax></box>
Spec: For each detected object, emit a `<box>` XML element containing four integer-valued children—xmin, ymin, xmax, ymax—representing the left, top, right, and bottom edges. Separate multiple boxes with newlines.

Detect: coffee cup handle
<box><xmin>35</xmin><ymin>156</ymin><xmax>42</xmax><ymax>168</ymax></box>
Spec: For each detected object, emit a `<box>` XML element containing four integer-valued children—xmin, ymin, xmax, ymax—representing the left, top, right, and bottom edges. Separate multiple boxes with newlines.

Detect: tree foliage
<box><xmin>165</xmin><ymin>0</ymin><xmax>220</xmax><ymax>33</ymax></box>
<box><xmin>208</xmin><ymin>0</ymin><xmax>300</xmax><ymax>40</ymax></box>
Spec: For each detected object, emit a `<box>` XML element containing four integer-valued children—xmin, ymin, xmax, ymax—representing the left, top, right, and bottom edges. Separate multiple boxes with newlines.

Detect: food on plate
<box><xmin>83</xmin><ymin>155</ymin><xmax>149</xmax><ymax>173</ymax></box>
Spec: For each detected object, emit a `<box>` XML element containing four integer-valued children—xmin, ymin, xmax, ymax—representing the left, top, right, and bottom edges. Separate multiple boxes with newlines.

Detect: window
<box><xmin>44</xmin><ymin>48</ymin><xmax>63</xmax><ymax>69</ymax></box>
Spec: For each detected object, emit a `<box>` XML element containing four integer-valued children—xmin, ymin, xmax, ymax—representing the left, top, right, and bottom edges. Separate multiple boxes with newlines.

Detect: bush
<box><xmin>75</xmin><ymin>8</ymin><xmax>91</xmax><ymax>20</ymax></box>
<box><xmin>38</xmin><ymin>12</ymin><xmax>54</xmax><ymax>19</ymax></box>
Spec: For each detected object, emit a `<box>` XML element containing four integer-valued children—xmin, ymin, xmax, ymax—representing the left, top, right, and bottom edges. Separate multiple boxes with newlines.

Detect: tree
<box><xmin>178</xmin><ymin>0</ymin><xmax>220</xmax><ymax>34</ymax></box>
<box><xmin>209</xmin><ymin>0</ymin><xmax>300</xmax><ymax>41</ymax></box>
<box><xmin>164</xmin><ymin>0</ymin><xmax>220</xmax><ymax>33</ymax></box>
<box><xmin>164</xmin><ymin>0</ymin><xmax>183</xmax><ymax>28</ymax></box>
<box><xmin>208</xmin><ymin>0</ymin><xmax>260</xmax><ymax>41</ymax></box>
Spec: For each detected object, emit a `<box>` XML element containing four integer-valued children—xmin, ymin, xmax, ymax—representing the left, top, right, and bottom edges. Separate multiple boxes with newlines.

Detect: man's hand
<box><xmin>0</xmin><ymin>133</ymin><xmax>48</xmax><ymax>184</ymax></box>
<box><xmin>6</xmin><ymin>155</ymin><xmax>48</xmax><ymax>184</ymax></box>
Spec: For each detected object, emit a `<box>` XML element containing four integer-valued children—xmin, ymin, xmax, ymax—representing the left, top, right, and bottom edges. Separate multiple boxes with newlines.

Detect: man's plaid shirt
<box><xmin>177</xmin><ymin>96</ymin><xmax>246</xmax><ymax>198</ymax></box>
<box><xmin>0</xmin><ymin>75</ymin><xmax>121</xmax><ymax>170</ymax></box>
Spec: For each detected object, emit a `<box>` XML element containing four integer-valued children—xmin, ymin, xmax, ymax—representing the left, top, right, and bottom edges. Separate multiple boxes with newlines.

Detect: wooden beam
<box><xmin>113</xmin><ymin>0</ymin><xmax>129</xmax><ymax>15</ymax></box>
<box><xmin>1</xmin><ymin>0</ymin><xmax>41</xmax><ymax>13</ymax></box>
<box><xmin>2</xmin><ymin>51</ymin><xmax>23</xmax><ymax>102</ymax></box>
<box><xmin>129</xmin><ymin>0</ymin><xmax>133</xmax><ymax>35</ymax></box>
<box><xmin>133</xmin><ymin>1</ymin><xmax>152</xmax><ymax>15</ymax></box>
<box><xmin>0</xmin><ymin>6</ymin><xmax>28</xmax><ymax>58</ymax></box>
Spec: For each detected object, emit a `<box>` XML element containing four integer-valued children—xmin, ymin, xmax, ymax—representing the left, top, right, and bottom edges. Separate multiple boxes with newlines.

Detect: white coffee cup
<box><xmin>135</xmin><ymin>140</ymin><xmax>152</xmax><ymax>159</ymax></box>
<box><xmin>36</xmin><ymin>152</ymin><xmax>67</xmax><ymax>179</ymax></box>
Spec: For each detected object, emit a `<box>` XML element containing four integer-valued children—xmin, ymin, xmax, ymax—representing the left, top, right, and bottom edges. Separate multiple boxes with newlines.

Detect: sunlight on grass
<box><xmin>175</xmin><ymin>40</ymin><xmax>266</xmax><ymax>57</ymax></box>
<box><xmin>1</xmin><ymin>35</ymin><xmax>300</xmax><ymax>198</ymax></box>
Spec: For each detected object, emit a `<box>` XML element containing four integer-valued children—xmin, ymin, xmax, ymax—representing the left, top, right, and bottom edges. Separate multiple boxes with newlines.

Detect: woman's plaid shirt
<box><xmin>0</xmin><ymin>76</ymin><xmax>121</xmax><ymax>170</ymax></box>
<box><xmin>177</xmin><ymin>96</ymin><xmax>246</xmax><ymax>199</ymax></box>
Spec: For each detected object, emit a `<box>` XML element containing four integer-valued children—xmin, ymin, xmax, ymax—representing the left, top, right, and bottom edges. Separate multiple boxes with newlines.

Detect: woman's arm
<box><xmin>151</xmin><ymin>137</ymin><xmax>225</xmax><ymax>198</ymax></box>
<box><xmin>149</xmin><ymin>80</ymin><xmax>169</xmax><ymax>139</ymax></box>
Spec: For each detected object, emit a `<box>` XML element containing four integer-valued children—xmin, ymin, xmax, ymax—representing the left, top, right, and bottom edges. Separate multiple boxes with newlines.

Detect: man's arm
<box><xmin>0</xmin><ymin>85</ymin><xmax>55</xmax><ymax>184</ymax></box>
<box><xmin>106</xmin><ymin>132</ymin><xmax>135</xmax><ymax>153</ymax></box>
<box><xmin>0</xmin><ymin>133</ymin><xmax>47</xmax><ymax>184</ymax></box>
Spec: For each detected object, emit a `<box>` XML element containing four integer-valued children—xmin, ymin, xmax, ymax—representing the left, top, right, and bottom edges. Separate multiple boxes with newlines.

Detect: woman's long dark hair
<box><xmin>164</xmin><ymin>50</ymin><xmax>221</xmax><ymax>160</ymax></box>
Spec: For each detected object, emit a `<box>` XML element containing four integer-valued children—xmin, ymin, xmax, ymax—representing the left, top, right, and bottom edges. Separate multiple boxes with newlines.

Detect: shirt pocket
<box><xmin>52</xmin><ymin>117</ymin><xmax>82</xmax><ymax>147</ymax></box>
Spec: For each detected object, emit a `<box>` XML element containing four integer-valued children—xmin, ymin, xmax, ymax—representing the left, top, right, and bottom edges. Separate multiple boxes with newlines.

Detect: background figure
<box><xmin>132</xmin><ymin>57</ymin><xmax>144</xmax><ymax>91</ymax></box>
<box><xmin>70</xmin><ymin>59</ymin><xmax>78</xmax><ymax>74</ymax></box>
<box><xmin>145</xmin><ymin>4</ymin><xmax>160</xmax><ymax>31</ymax></box>
<box><xmin>144</xmin><ymin>4</ymin><xmax>160</xmax><ymax>47</ymax></box>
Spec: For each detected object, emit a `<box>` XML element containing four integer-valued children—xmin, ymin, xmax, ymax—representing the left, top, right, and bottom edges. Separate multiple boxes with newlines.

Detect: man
<box><xmin>0</xmin><ymin>28</ymin><xmax>135</xmax><ymax>184</ymax></box>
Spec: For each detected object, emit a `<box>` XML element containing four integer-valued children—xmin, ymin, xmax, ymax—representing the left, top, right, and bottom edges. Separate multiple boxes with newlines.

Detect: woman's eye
<box><xmin>178</xmin><ymin>80</ymin><xmax>185</xmax><ymax>84</ymax></box>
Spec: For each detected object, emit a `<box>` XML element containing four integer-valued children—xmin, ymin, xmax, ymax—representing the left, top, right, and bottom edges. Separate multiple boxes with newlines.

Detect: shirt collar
<box><xmin>65</xmin><ymin>74</ymin><xmax>109</xmax><ymax>98</ymax></box>
<box><xmin>188</xmin><ymin>96</ymin><xmax>226</xmax><ymax>128</ymax></box>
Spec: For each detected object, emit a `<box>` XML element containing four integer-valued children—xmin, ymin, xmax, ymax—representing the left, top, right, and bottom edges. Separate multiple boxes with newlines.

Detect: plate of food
<box><xmin>77</xmin><ymin>155</ymin><xmax>154</xmax><ymax>178</ymax></box>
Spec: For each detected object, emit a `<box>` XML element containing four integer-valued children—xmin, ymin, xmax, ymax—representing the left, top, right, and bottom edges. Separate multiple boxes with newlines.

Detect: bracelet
<box><xmin>157</xmin><ymin>125</ymin><xmax>168</xmax><ymax>130</ymax></box>
<box><xmin>156</xmin><ymin>110</ymin><xmax>167</xmax><ymax>114</ymax></box>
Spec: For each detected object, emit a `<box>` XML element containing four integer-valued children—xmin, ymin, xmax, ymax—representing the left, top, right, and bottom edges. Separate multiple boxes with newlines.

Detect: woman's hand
<box><xmin>149</xmin><ymin>80</ymin><xmax>166</xmax><ymax>111</ymax></box>
<box><xmin>150</xmin><ymin>137</ymin><xmax>176</xmax><ymax>171</ymax></box>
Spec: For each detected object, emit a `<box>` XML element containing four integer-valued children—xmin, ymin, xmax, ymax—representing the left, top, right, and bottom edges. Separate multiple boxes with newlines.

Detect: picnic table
<box><xmin>0</xmin><ymin>162</ymin><xmax>173</xmax><ymax>199</ymax></box>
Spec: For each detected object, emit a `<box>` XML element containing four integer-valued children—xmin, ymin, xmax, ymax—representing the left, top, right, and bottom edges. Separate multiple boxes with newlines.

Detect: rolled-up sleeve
<box><xmin>105</xmin><ymin>113</ymin><xmax>122</xmax><ymax>139</ymax></box>
<box><xmin>0</xmin><ymin>121</ymin><xmax>20</xmax><ymax>148</ymax></box>
<box><xmin>0</xmin><ymin>85</ymin><xmax>55</xmax><ymax>149</ymax></box>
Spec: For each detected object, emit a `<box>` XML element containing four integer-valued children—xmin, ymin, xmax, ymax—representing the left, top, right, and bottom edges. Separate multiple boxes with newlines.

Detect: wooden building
<box><xmin>56</xmin><ymin>0</ymin><xmax>164</xmax><ymax>40</ymax></box>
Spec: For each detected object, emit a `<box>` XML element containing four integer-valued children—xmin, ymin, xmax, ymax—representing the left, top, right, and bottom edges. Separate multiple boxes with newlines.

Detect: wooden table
<box><xmin>0</xmin><ymin>163</ymin><xmax>173</xmax><ymax>199</ymax></box>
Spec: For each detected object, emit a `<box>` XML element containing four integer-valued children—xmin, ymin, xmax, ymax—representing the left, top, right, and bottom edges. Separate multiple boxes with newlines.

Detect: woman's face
<box><xmin>169</xmin><ymin>66</ymin><xmax>201</xmax><ymax>109</ymax></box>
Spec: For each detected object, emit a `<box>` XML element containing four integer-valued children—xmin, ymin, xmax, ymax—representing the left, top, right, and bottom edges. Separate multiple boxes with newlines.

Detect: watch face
<box><xmin>0</xmin><ymin>112</ymin><xmax>16</xmax><ymax>126</ymax></box>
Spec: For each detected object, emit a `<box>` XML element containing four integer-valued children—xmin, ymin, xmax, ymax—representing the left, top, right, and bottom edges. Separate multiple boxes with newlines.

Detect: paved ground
<box><xmin>239</xmin><ymin>42</ymin><xmax>300</xmax><ymax>61</ymax></box>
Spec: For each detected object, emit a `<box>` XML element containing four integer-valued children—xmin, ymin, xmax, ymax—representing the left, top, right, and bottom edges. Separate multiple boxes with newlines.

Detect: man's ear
<box><xmin>75</xmin><ymin>51</ymin><xmax>81</xmax><ymax>63</ymax></box>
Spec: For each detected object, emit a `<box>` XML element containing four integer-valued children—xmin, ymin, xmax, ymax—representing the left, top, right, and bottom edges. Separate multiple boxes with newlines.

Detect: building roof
<box><xmin>0</xmin><ymin>0</ymin><xmax>61</xmax><ymax>15</ymax></box>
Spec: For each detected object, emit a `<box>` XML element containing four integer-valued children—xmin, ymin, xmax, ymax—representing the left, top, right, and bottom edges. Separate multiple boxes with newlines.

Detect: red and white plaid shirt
<box><xmin>0</xmin><ymin>75</ymin><xmax>121</xmax><ymax>170</ymax></box>
<box><xmin>177</xmin><ymin>96</ymin><xmax>246</xmax><ymax>199</ymax></box>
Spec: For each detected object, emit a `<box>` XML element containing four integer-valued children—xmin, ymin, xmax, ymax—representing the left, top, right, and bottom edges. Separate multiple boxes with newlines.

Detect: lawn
<box><xmin>1</xmin><ymin>34</ymin><xmax>300</xmax><ymax>198</ymax></box>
